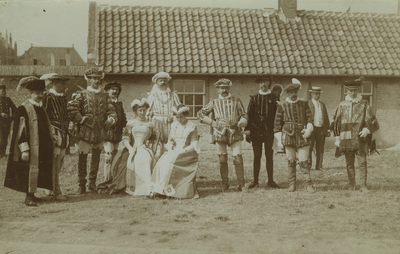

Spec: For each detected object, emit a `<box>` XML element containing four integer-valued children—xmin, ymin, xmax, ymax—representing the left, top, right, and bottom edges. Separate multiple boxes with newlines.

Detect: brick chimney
<box><xmin>278</xmin><ymin>0</ymin><xmax>297</xmax><ymax>19</ymax></box>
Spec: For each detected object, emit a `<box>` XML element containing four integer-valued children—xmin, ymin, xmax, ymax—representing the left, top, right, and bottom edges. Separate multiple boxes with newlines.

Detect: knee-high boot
<box><xmin>287</xmin><ymin>160</ymin><xmax>296</xmax><ymax>192</ymax></box>
<box><xmin>89</xmin><ymin>148</ymin><xmax>102</xmax><ymax>191</ymax></box>
<box><xmin>300</xmin><ymin>160</ymin><xmax>315</xmax><ymax>193</ymax></box>
<box><xmin>233</xmin><ymin>154</ymin><xmax>245</xmax><ymax>191</ymax></box>
<box><xmin>77</xmin><ymin>153</ymin><xmax>88</xmax><ymax>194</ymax></box>
<box><xmin>219</xmin><ymin>154</ymin><xmax>229</xmax><ymax>191</ymax></box>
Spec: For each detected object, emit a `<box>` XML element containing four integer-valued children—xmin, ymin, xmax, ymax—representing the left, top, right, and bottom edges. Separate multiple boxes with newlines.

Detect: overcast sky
<box><xmin>0</xmin><ymin>0</ymin><xmax>398</xmax><ymax>62</ymax></box>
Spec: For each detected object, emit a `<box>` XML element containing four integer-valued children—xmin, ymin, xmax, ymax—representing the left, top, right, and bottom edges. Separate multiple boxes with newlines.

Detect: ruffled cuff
<box><xmin>19</xmin><ymin>142</ymin><xmax>29</xmax><ymax>152</ymax></box>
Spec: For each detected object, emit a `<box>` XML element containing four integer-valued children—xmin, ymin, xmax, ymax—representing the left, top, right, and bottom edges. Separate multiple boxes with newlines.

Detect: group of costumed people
<box><xmin>3</xmin><ymin>68</ymin><xmax>379</xmax><ymax>207</ymax></box>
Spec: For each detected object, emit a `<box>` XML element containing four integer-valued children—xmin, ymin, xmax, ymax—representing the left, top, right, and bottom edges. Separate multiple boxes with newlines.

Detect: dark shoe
<box><xmin>88</xmin><ymin>183</ymin><xmax>97</xmax><ymax>193</ymax></box>
<box><xmin>247</xmin><ymin>182</ymin><xmax>259</xmax><ymax>189</ymax></box>
<box><xmin>31</xmin><ymin>196</ymin><xmax>44</xmax><ymax>202</ymax></box>
<box><xmin>237</xmin><ymin>185</ymin><xmax>245</xmax><ymax>192</ymax></box>
<box><xmin>76</xmin><ymin>186</ymin><xmax>86</xmax><ymax>195</ymax></box>
<box><xmin>25</xmin><ymin>196</ymin><xmax>38</xmax><ymax>207</ymax></box>
<box><xmin>267</xmin><ymin>181</ymin><xmax>280</xmax><ymax>189</ymax></box>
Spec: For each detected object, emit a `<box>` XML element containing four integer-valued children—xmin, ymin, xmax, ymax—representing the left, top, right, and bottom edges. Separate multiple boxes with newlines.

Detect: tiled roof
<box><xmin>96</xmin><ymin>5</ymin><xmax>400</xmax><ymax>76</ymax></box>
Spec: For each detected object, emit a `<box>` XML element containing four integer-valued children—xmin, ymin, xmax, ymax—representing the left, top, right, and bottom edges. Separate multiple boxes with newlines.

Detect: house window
<box><xmin>60</xmin><ymin>59</ymin><xmax>66</xmax><ymax>66</ymax></box>
<box><xmin>33</xmin><ymin>59</ymin><xmax>38</xmax><ymax>65</ymax></box>
<box><xmin>173</xmin><ymin>80</ymin><xmax>205</xmax><ymax>118</ymax></box>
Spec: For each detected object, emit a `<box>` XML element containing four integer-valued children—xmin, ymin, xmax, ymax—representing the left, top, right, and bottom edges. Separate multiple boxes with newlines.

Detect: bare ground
<box><xmin>1</xmin><ymin>148</ymin><xmax>400</xmax><ymax>253</ymax></box>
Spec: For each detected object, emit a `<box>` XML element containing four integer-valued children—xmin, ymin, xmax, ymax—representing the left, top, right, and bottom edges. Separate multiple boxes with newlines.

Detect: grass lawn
<box><xmin>1</xmin><ymin>147</ymin><xmax>399</xmax><ymax>253</ymax></box>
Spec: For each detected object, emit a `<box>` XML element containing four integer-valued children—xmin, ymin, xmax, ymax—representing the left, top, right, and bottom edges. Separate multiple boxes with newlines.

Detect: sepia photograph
<box><xmin>0</xmin><ymin>0</ymin><xmax>399</xmax><ymax>253</ymax></box>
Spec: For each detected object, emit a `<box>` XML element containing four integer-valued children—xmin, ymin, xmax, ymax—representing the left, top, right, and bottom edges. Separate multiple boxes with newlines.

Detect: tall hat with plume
<box><xmin>284</xmin><ymin>78</ymin><xmax>302</xmax><ymax>92</ymax></box>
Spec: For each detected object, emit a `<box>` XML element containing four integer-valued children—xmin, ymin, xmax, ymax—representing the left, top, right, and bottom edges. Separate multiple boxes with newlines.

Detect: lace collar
<box><xmin>286</xmin><ymin>97</ymin><xmax>300</xmax><ymax>104</ymax></box>
<box><xmin>259</xmin><ymin>89</ymin><xmax>271</xmax><ymax>95</ymax></box>
<box><xmin>87</xmin><ymin>86</ymin><xmax>102</xmax><ymax>93</ymax></box>
<box><xmin>219</xmin><ymin>93</ymin><xmax>232</xmax><ymax>100</ymax></box>
<box><xmin>29</xmin><ymin>99</ymin><xmax>43</xmax><ymax>107</ymax></box>
<box><xmin>49</xmin><ymin>88</ymin><xmax>64</xmax><ymax>97</ymax></box>
<box><xmin>345</xmin><ymin>94</ymin><xmax>362</xmax><ymax>103</ymax></box>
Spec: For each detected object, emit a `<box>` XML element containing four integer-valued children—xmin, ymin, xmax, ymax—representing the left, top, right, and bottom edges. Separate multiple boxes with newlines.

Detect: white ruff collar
<box><xmin>29</xmin><ymin>99</ymin><xmax>43</xmax><ymax>107</ymax></box>
<box><xmin>87</xmin><ymin>86</ymin><xmax>102</xmax><ymax>93</ymax></box>
<box><xmin>259</xmin><ymin>89</ymin><xmax>271</xmax><ymax>95</ymax></box>
<box><xmin>49</xmin><ymin>88</ymin><xmax>64</xmax><ymax>96</ymax></box>
<box><xmin>219</xmin><ymin>93</ymin><xmax>232</xmax><ymax>99</ymax></box>
<box><xmin>110</xmin><ymin>98</ymin><xmax>118</xmax><ymax>103</ymax></box>
<box><xmin>345</xmin><ymin>94</ymin><xmax>362</xmax><ymax>103</ymax></box>
<box><xmin>286</xmin><ymin>97</ymin><xmax>299</xmax><ymax>103</ymax></box>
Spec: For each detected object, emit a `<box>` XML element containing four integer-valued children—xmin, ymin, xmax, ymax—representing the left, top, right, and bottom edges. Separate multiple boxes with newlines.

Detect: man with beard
<box><xmin>103</xmin><ymin>81</ymin><xmax>127</xmax><ymax>181</ymax></box>
<box><xmin>331</xmin><ymin>78</ymin><xmax>379</xmax><ymax>193</ymax></box>
<box><xmin>197</xmin><ymin>78</ymin><xmax>248</xmax><ymax>191</ymax></box>
<box><xmin>4</xmin><ymin>77</ymin><xmax>54</xmax><ymax>206</ymax></box>
<box><xmin>41</xmin><ymin>73</ymin><xmax>70</xmax><ymax>201</ymax></box>
<box><xmin>274</xmin><ymin>78</ymin><xmax>315</xmax><ymax>193</ymax></box>
<box><xmin>245</xmin><ymin>76</ymin><xmax>280</xmax><ymax>189</ymax></box>
<box><xmin>0</xmin><ymin>82</ymin><xmax>16</xmax><ymax>158</ymax></box>
<box><xmin>68</xmin><ymin>67</ymin><xmax>117</xmax><ymax>195</ymax></box>
<box><xmin>147</xmin><ymin>72</ymin><xmax>181</xmax><ymax>157</ymax></box>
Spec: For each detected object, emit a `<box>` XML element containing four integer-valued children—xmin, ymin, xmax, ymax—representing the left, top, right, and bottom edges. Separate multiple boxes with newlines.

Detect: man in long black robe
<box><xmin>4</xmin><ymin>77</ymin><xmax>53</xmax><ymax>206</ymax></box>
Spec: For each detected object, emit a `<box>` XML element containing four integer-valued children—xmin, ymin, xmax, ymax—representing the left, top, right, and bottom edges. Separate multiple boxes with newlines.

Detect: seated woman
<box><xmin>150</xmin><ymin>105</ymin><xmax>199</xmax><ymax>199</ymax></box>
<box><xmin>98</xmin><ymin>98</ymin><xmax>155</xmax><ymax>196</ymax></box>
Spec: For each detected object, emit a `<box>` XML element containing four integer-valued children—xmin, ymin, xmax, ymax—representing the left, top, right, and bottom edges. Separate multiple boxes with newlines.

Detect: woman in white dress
<box><xmin>97</xmin><ymin>98</ymin><xmax>155</xmax><ymax>196</ymax></box>
<box><xmin>150</xmin><ymin>105</ymin><xmax>199</xmax><ymax>199</ymax></box>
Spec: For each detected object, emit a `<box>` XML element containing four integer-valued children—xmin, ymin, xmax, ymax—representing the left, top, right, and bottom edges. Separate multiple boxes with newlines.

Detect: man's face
<box><xmin>107</xmin><ymin>87</ymin><xmax>119</xmax><ymax>99</ymax></box>
<box><xmin>287</xmin><ymin>89</ymin><xmax>299</xmax><ymax>101</ymax></box>
<box><xmin>311</xmin><ymin>92</ymin><xmax>320</xmax><ymax>101</ymax></box>
<box><xmin>0</xmin><ymin>89</ymin><xmax>5</xmax><ymax>98</ymax></box>
<box><xmin>52</xmin><ymin>80</ymin><xmax>66</xmax><ymax>94</ymax></box>
<box><xmin>88</xmin><ymin>77</ymin><xmax>102</xmax><ymax>89</ymax></box>
<box><xmin>30</xmin><ymin>90</ymin><xmax>44</xmax><ymax>103</ymax></box>
<box><xmin>346</xmin><ymin>88</ymin><xmax>358</xmax><ymax>99</ymax></box>
<box><xmin>217</xmin><ymin>86</ymin><xmax>230</xmax><ymax>97</ymax></box>
<box><xmin>259</xmin><ymin>81</ymin><xmax>271</xmax><ymax>92</ymax></box>
<box><xmin>156</xmin><ymin>78</ymin><xmax>169</xmax><ymax>91</ymax></box>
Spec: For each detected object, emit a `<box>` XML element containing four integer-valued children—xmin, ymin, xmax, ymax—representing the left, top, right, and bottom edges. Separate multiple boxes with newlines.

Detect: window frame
<box><xmin>173</xmin><ymin>79</ymin><xmax>206</xmax><ymax>119</ymax></box>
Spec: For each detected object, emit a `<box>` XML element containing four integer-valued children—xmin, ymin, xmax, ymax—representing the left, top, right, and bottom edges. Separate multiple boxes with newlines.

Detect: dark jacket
<box><xmin>307</xmin><ymin>99</ymin><xmax>330</xmax><ymax>136</ymax></box>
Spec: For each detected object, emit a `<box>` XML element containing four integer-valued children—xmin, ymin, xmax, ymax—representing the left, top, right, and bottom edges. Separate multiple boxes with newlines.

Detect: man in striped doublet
<box><xmin>67</xmin><ymin>67</ymin><xmax>117</xmax><ymax>195</ymax></box>
<box><xmin>147</xmin><ymin>72</ymin><xmax>181</xmax><ymax>157</ymax></box>
<box><xmin>41</xmin><ymin>73</ymin><xmax>70</xmax><ymax>201</ymax></box>
<box><xmin>197</xmin><ymin>78</ymin><xmax>248</xmax><ymax>191</ymax></box>
<box><xmin>331</xmin><ymin>78</ymin><xmax>379</xmax><ymax>193</ymax></box>
<box><xmin>274</xmin><ymin>78</ymin><xmax>315</xmax><ymax>193</ymax></box>
<box><xmin>103</xmin><ymin>81</ymin><xmax>127</xmax><ymax>181</ymax></box>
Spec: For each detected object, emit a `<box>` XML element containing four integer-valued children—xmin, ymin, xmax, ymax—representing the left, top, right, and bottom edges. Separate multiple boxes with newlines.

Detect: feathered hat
<box><xmin>130</xmin><ymin>98</ymin><xmax>150</xmax><ymax>110</ymax></box>
<box><xmin>284</xmin><ymin>78</ymin><xmax>302</xmax><ymax>92</ymax></box>
<box><xmin>172</xmin><ymin>104</ymin><xmax>190</xmax><ymax>116</ymax></box>
<box><xmin>17</xmin><ymin>76</ymin><xmax>46</xmax><ymax>91</ymax></box>
<box><xmin>214</xmin><ymin>78</ymin><xmax>232</xmax><ymax>87</ymax></box>
<box><xmin>84</xmin><ymin>67</ymin><xmax>105</xmax><ymax>81</ymax></box>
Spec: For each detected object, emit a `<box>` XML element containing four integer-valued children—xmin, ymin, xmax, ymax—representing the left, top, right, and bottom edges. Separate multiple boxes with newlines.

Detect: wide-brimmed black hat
<box><xmin>17</xmin><ymin>76</ymin><xmax>46</xmax><ymax>91</ymax></box>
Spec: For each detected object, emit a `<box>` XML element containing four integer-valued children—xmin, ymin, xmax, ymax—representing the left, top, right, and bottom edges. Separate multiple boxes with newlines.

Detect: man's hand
<box><xmin>243</xmin><ymin>130</ymin><xmax>250</xmax><ymax>136</ymax></box>
<box><xmin>302</xmin><ymin>123</ymin><xmax>313</xmax><ymax>139</ymax></box>
<box><xmin>335</xmin><ymin>137</ymin><xmax>340</xmax><ymax>147</ymax></box>
<box><xmin>1</xmin><ymin>113</ymin><xmax>7</xmax><ymax>118</ymax></box>
<box><xmin>53</xmin><ymin>135</ymin><xmax>61</xmax><ymax>146</ymax></box>
<box><xmin>21</xmin><ymin>151</ymin><xmax>29</xmax><ymax>162</ymax></box>
<box><xmin>274</xmin><ymin>132</ymin><xmax>283</xmax><ymax>149</ymax></box>
<box><xmin>326</xmin><ymin>130</ymin><xmax>331</xmax><ymax>137</ymax></box>
<box><xmin>79</xmin><ymin>116</ymin><xmax>88</xmax><ymax>125</ymax></box>
<box><xmin>237</xmin><ymin>118</ymin><xmax>247</xmax><ymax>128</ymax></box>
<box><xmin>359</xmin><ymin>128</ymin><xmax>370</xmax><ymax>138</ymax></box>
<box><xmin>105</xmin><ymin>118</ymin><xmax>114</xmax><ymax>128</ymax></box>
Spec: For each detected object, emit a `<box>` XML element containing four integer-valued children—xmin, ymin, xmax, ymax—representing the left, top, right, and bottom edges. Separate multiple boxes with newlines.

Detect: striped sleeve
<box><xmin>274</xmin><ymin>103</ymin><xmax>284</xmax><ymax>133</ymax></box>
